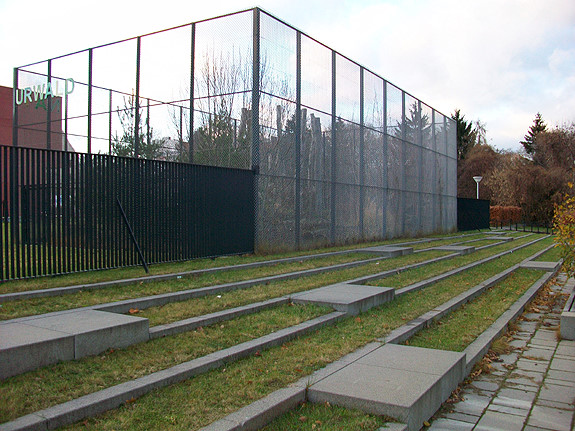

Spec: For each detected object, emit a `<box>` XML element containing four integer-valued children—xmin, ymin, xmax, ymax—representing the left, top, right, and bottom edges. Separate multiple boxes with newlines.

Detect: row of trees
<box><xmin>456</xmin><ymin>111</ymin><xmax>575</xmax><ymax>225</ymax></box>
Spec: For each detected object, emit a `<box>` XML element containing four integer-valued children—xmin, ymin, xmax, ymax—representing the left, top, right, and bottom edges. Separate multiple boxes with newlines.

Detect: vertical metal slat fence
<box><xmin>0</xmin><ymin>145</ymin><xmax>255</xmax><ymax>281</ymax></box>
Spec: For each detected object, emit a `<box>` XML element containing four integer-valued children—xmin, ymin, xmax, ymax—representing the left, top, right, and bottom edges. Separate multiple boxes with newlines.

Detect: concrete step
<box><xmin>292</xmin><ymin>283</ymin><xmax>395</xmax><ymax>315</ymax></box>
<box><xmin>433</xmin><ymin>245</ymin><xmax>475</xmax><ymax>255</ymax></box>
<box><xmin>307</xmin><ymin>344</ymin><xmax>466</xmax><ymax>431</ymax></box>
<box><xmin>356</xmin><ymin>246</ymin><xmax>414</xmax><ymax>257</ymax></box>
<box><xmin>0</xmin><ymin>310</ymin><xmax>149</xmax><ymax>379</ymax></box>
<box><xmin>520</xmin><ymin>260</ymin><xmax>562</xmax><ymax>272</ymax></box>
<box><xmin>484</xmin><ymin>236</ymin><xmax>514</xmax><ymax>241</ymax></box>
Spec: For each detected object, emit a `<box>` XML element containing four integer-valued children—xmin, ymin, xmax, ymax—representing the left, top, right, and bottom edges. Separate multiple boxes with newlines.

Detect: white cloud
<box><xmin>1</xmin><ymin>0</ymin><xmax>575</xmax><ymax>151</ymax></box>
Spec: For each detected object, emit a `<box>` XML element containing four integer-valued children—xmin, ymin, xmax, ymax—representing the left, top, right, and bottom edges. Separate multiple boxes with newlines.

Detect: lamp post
<box><xmin>473</xmin><ymin>176</ymin><xmax>483</xmax><ymax>199</ymax></box>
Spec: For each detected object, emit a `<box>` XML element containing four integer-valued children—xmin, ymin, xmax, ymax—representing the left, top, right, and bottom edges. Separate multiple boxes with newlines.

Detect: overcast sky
<box><xmin>1</xmin><ymin>0</ymin><xmax>574</xmax><ymax>152</ymax></box>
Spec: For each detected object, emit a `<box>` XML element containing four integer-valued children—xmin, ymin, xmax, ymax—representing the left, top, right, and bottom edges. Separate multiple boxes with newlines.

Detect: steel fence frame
<box><xmin>9</xmin><ymin>7</ymin><xmax>457</xmax><ymax>262</ymax></box>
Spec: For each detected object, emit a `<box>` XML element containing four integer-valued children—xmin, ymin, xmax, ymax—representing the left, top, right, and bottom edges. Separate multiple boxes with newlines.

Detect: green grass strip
<box><xmin>260</xmin><ymin>402</ymin><xmax>391</xmax><ymax>431</ymax></box>
<box><xmin>53</xmin><ymin>240</ymin><xmax>550</xmax><ymax>430</ymax></box>
<box><xmin>0</xmin><ymin>231</ymin><xmax>488</xmax><ymax>294</ymax></box>
<box><xmin>0</xmin><ymin>304</ymin><xmax>327</xmax><ymax>423</ymax></box>
<box><xmin>0</xmin><ymin>251</ymin><xmax>450</xmax><ymax>321</ymax></box>
<box><xmin>407</xmin><ymin>268</ymin><xmax>543</xmax><ymax>351</ymax></box>
<box><xmin>409</xmin><ymin>232</ymin><xmax>486</xmax><ymax>250</ymax></box>
<box><xmin>0</xmin><ymin>253</ymin><xmax>377</xmax><ymax>296</ymax></box>
<box><xmin>533</xmin><ymin>245</ymin><xmax>563</xmax><ymax>262</ymax></box>
<box><xmin>368</xmin><ymin>235</ymin><xmax>552</xmax><ymax>288</ymax></box>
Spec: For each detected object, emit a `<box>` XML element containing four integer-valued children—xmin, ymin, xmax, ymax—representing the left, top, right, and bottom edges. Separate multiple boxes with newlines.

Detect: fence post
<box><xmin>295</xmin><ymin>30</ymin><xmax>301</xmax><ymax>249</ymax></box>
<box><xmin>134</xmin><ymin>37</ymin><xmax>141</xmax><ymax>158</ymax></box>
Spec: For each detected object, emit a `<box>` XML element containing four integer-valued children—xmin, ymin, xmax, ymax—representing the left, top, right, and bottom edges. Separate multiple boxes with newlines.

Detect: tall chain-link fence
<box><xmin>11</xmin><ymin>7</ymin><xmax>457</xmax><ymax>253</ymax></box>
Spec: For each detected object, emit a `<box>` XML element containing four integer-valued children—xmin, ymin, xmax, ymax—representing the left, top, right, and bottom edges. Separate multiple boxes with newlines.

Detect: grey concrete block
<box><xmin>0</xmin><ymin>322</ymin><xmax>74</xmax><ymax>380</ymax></box>
<box><xmin>560</xmin><ymin>287</ymin><xmax>575</xmax><ymax>340</ymax></box>
<box><xmin>0</xmin><ymin>413</ymin><xmax>46</xmax><ymax>431</ymax></box>
<box><xmin>520</xmin><ymin>261</ymin><xmax>561</xmax><ymax>272</ymax></box>
<box><xmin>560</xmin><ymin>311</ymin><xmax>575</xmax><ymax>341</ymax></box>
<box><xmin>308</xmin><ymin>344</ymin><xmax>465</xmax><ymax>431</ymax></box>
<box><xmin>23</xmin><ymin>310</ymin><xmax>149</xmax><ymax>359</ymax></box>
<box><xmin>492</xmin><ymin>388</ymin><xmax>536</xmax><ymax>410</ymax></box>
<box><xmin>292</xmin><ymin>284</ymin><xmax>394</xmax><ymax>315</ymax></box>
<box><xmin>546</xmin><ymin>368</ymin><xmax>575</xmax><ymax>383</ymax></box>
<box><xmin>356</xmin><ymin>246</ymin><xmax>413</xmax><ymax>257</ymax></box>
<box><xmin>433</xmin><ymin>245</ymin><xmax>475</xmax><ymax>255</ymax></box>
<box><xmin>483</xmin><ymin>236</ymin><xmax>514</xmax><ymax>241</ymax></box>
<box><xmin>292</xmin><ymin>360</ymin><xmax>351</xmax><ymax>388</ymax></box>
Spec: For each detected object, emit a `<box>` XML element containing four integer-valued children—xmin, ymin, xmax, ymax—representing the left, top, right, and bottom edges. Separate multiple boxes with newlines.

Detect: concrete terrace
<box><xmin>0</xmin><ymin>230</ymin><xmax>572</xmax><ymax>431</ymax></box>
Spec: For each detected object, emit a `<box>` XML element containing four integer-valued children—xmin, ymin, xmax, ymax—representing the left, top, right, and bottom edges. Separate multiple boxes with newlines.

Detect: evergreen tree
<box><xmin>111</xmin><ymin>95</ymin><xmax>163</xmax><ymax>159</ymax></box>
<box><xmin>520</xmin><ymin>112</ymin><xmax>546</xmax><ymax>155</ymax></box>
<box><xmin>452</xmin><ymin>109</ymin><xmax>477</xmax><ymax>160</ymax></box>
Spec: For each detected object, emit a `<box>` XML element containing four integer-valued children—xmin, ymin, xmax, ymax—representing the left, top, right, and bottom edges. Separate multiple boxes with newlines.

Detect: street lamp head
<box><xmin>473</xmin><ymin>176</ymin><xmax>483</xmax><ymax>184</ymax></box>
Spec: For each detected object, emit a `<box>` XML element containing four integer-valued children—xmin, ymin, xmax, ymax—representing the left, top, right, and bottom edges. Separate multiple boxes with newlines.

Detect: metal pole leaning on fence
<box><xmin>116</xmin><ymin>197</ymin><xmax>149</xmax><ymax>273</ymax></box>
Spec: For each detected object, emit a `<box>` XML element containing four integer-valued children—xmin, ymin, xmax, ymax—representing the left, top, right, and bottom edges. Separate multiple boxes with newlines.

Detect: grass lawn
<box><xmin>533</xmin><ymin>244</ymin><xmax>563</xmax><ymax>262</ymax></box>
<box><xmin>367</xmin><ymin>235</ymin><xmax>551</xmax><ymax>288</ymax></box>
<box><xmin>0</xmin><ymin>303</ymin><xmax>329</xmax><ymax>423</ymax></box>
<box><xmin>50</xmin><ymin>238</ymin><xmax>551</xmax><ymax>431</ymax></box>
<box><xmin>407</xmin><ymin>268</ymin><xmax>543</xmax><ymax>351</ymax></box>
<box><xmin>0</xmin><ymin>250</ymin><xmax>450</xmax><ymax>321</ymax></box>
<box><xmin>0</xmin><ymin>231</ymin><xmax>488</xmax><ymax>293</ymax></box>
<box><xmin>260</xmin><ymin>402</ymin><xmax>392</xmax><ymax>431</ymax></box>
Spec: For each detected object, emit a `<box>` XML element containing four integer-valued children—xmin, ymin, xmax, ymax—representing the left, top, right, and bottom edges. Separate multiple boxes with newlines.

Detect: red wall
<box><xmin>0</xmin><ymin>86</ymin><xmax>12</xmax><ymax>146</ymax></box>
<box><xmin>0</xmin><ymin>85</ymin><xmax>68</xmax><ymax>150</ymax></box>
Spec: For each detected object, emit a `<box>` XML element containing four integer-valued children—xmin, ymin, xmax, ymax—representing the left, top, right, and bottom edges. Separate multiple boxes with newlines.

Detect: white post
<box><xmin>473</xmin><ymin>176</ymin><xmax>483</xmax><ymax>199</ymax></box>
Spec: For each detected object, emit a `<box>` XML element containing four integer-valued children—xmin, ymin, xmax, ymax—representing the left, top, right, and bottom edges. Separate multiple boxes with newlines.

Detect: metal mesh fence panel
<box><xmin>193</xmin><ymin>11</ymin><xmax>253</xmax><ymax>169</ymax></box>
<box><xmin>386</xmin><ymin>189</ymin><xmax>403</xmax><ymax>237</ymax></box>
<box><xmin>11</xmin><ymin>7</ymin><xmax>458</xmax><ymax>265</ymax></box>
<box><xmin>363</xmin><ymin>185</ymin><xmax>385</xmax><ymax>240</ymax></box>
<box><xmin>335</xmin><ymin>183</ymin><xmax>360</xmax><ymax>243</ymax></box>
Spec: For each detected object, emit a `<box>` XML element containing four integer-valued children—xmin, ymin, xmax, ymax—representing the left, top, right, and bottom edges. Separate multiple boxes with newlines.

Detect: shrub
<box><xmin>553</xmin><ymin>183</ymin><xmax>575</xmax><ymax>277</ymax></box>
<box><xmin>490</xmin><ymin>206</ymin><xmax>521</xmax><ymax>224</ymax></box>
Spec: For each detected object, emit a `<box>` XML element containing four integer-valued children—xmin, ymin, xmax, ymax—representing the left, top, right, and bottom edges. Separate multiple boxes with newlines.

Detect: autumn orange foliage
<box><xmin>553</xmin><ymin>183</ymin><xmax>575</xmax><ymax>277</ymax></box>
<box><xmin>490</xmin><ymin>206</ymin><xmax>522</xmax><ymax>224</ymax></box>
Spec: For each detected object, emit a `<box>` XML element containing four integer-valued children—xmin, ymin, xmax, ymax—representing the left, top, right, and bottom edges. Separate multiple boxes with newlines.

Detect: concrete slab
<box><xmin>356</xmin><ymin>246</ymin><xmax>414</xmax><ymax>257</ymax></box>
<box><xmin>0</xmin><ymin>323</ymin><xmax>74</xmax><ymax>379</ymax></box>
<box><xmin>23</xmin><ymin>310</ymin><xmax>149</xmax><ymax>358</ymax></box>
<box><xmin>484</xmin><ymin>236</ymin><xmax>514</xmax><ymax>241</ymax></box>
<box><xmin>474</xmin><ymin>409</ymin><xmax>526</xmax><ymax>431</ymax></box>
<box><xmin>451</xmin><ymin>393</ymin><xmax>491</xmax><ymax>417</ymax></box>
<box><xmin>0</xmin><ymin>310</ymin><xmax>149</xmax><ymax>379</ymax></box>
<box><xmin>560</xmin><ymin>288</ymin><xmax>575</xmax><ymax>340</ymax></box>
<box><xmin>520</xmin><ymin>261</ymin><xmax>562</xmax><ymax>272</ymax></box>
<box><xmin>433</xmin><ymin>245</ymin><xmax>475</xmax><ymax>255</ymax></box>
<box><xmin>527</xmin><ymin>405</ymin><xmax>574</xmax><ymax>431</ymax></box>
<box><xmin>291</xmin><ymin>284</ymin><xmax>395</xmax><ymax>315</ymax></box>
<box><xmin>307</xmin><ymin>344</ymin><xmax>465</xmax><ymax>431</ymax></box>
<box><xmin>428</xmin><ymin>418</ymin><xmax>474</xmax><ymax>430</ymax></box>
<box><xmin>537</xmin><ymin>383</ymin><xmax>575</xmax><ymax>404</ymax></box>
